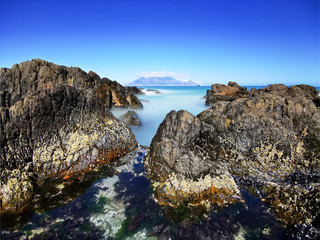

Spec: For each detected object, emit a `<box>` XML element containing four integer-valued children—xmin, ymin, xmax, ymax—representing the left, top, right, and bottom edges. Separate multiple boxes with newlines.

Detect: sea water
<box><xmin>111</xmin><ymin>86</ymin><xmax>213</xmax><ymax>146</ymax></box>
<box><xmin>112</xmin><ymin>86</ymin><xmax>212</xmax><ymax>146</ymax></box>
<box><xmin>112</xmin><ymin>85</ymin><xmax>320</xmax><ymax>146</ymax></box>
<box><xmin>111</xmin><ymin>86</ymin><xmax>262</xmax><ymax>146</ymax></box>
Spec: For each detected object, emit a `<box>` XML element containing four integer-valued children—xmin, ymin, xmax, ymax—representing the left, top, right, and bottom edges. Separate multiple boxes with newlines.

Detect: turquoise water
<box><xmin>112</xmin><ymin>86</ymin><xmax>210</xmax><ymax>146</ymax></box>
<box><xmin>112</xmin><ymin>86</ymin><xmax>265</xmax><ymax>146</ymax></box>
<box><xmin>112</xmin><ymin>85</ymin><xmax>320</xmax><ymax>146</ymax></box>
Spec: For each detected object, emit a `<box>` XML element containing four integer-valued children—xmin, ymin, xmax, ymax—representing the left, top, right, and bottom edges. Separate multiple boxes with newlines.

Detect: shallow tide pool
<box><xmin>1</xmin><ymin>149</ymin><xmax>290</xmax><ymax>239</ymax></box>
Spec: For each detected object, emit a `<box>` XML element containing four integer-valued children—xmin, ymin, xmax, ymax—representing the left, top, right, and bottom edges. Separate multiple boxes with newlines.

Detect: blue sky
<box><xmin>1</xmin><ymin>0</ymin><xmax>319</xmax><ymax>86</ymax></box>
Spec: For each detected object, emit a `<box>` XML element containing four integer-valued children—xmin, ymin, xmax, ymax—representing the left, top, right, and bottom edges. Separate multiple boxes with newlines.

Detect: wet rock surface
<box><xmin>0</xmin><ymin>59</ymin><xmax>140</xmax><ymax>213</ymax></box>
<box><xmin>120</xmin><ymin>110</ymin><xmax>142</xmax><ymax>127</ymax></box>
<box><xmin>146</xmin><ymin>83</ymin><xmax>320</xmax><ymax>238</ymax></box>
<box><xmin>1</xmin><ymin>149</ymin><xmax>292</xmax><ymax>240</ymax></box>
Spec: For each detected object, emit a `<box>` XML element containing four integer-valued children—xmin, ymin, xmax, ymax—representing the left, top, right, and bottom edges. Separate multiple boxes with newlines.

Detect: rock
<box><xmin>89</xmin><ymin>176</ymin><xmax>126</xmax><ymax>238</ymax></box>
<box><xmin>125</xmin><ymin>86</ymin><xmax>144</xmax><ymax>95</ymax></box>
<box><xmin>0</xmin><ymin>59</ymin><xmax>143</xmax><ymax>109</ymax></box>
<box><xmin>145</xmin><ymin>110</ymin><xmax>242</xmax><ymax>208</ymax></box>
<box><xmin>126</xmin><ymin>94</ymin><xmax>143</xmax><ymax>109</ymax></box>
<box><xmin>146</xmin><ymin>83</ymin><xmax>320</xmax><ymax>233</ymax></box>
<box><xmin>199</xmin><ymin>93</ymin><xmax>320</xmax><ymax>227</ymax></box>
<box><xmin>0</xmin><ymin>59</ymin><xmax>139</xmax><ymax>213</ymax></box>
<box><xmin>205</xmin><ymin>81</ymin><xmax>249</xmax><ymax>106</ymax></box>
<box><xmin>250</xmin><ymin>84</ymin><xmax>319</xmax><ymax>99</ymax></box>
<box><xmin>140</xmin><ymin>99</ymin><xmax>151</xmax><ymax>103</ymax></box>
<box><xmin>120</xmin><ymin>111</ymin><xmax>142</xmax><ymax>127</ymax></box>
<box><xmin>313</xmin><ymin>96</ymin><xmax>320</xmax><ymax>108</ymax></box>
<box><xmin>97</xmin><ymin>78</ymin><xmax>143</xmax><ymax>109</ymax></box>
<box><xmin>146</xmin><ymin>89</ymin><xmax>161</xmax><ymax>94</ymax></box>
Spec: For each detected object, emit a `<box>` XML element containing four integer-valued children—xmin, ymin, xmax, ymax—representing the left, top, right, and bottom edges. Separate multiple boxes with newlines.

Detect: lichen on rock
<box><xmin>150</xmin><ymin>172</ymin><xmax>241</xmax><ymax>208</ymax></box>
<box><xmin>145</xmin><ymin>110</ymin><xmax>243</xmax><ymax>212</ymax></box>
<box><xmin>0</xmin><ymin>59</ymin><xmax>140</xmax><ymax>213</ymax></box>
<box><xmin>145</xmin><ymin>82</ymin><xmax>320</xmax><ymax>235</ymax></box>
<box><xmin>120</xmin><ymin>110</ymin><xmax>142</xmax><ymax>127</ymax></box>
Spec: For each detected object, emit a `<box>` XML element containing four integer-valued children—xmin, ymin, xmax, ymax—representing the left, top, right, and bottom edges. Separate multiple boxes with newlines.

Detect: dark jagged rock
<box><xmin>145</xmin><ymin>110</ymin><xmax>242</xmax><ymax>207</ymax></box>
<box><xmin>97</xmin><ymin>78</ymin><xmax>143</xmax><ymax>108</ymax></box>
<box><xmin>0</xmin><ymin>59</ymin><xmax>143</xmax><ymax>109</ymax></box>
<box><xmin>249</xmin><ymin>84</ymin><xmax>319</xmax><ymax>99</ymax></box>
<box><xmin>0</xmin><ymin>59</ymin><xmax>139</xmax><ymax>213</ymax></box>
<box><xmin>96</xmin><ymin>78</ymin><xmax>143</xmax><ymax>108</ymax></box>
<box><xmin>205</xmin><ymin>81</ymin><xmax>249</xmax><ymax>106</ymax></box>
<box><xmin>125</xmin><ymin>86</ymin><xmax>144</xmax><ymax>95</ymax></box>
<box><xmin>120</xmin><ymin>110</ymin><xmax>142</xmax><ymax>127</ymax></box>
<box><xmin>313</xmin><ymin>96</ymin><xmax>320</xmax><ymax>108</ymax></box>
<box><xmin>146</xmin><ymin>83</ymin><xmax>320</xmax><ymax>234</ymax></box>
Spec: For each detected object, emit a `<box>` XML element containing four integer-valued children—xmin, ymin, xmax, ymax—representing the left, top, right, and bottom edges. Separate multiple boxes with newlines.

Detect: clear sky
<box><xmin>1</xmin><ymin>0</ymin><xmax>319</xmax><ymax>86</ymax></box>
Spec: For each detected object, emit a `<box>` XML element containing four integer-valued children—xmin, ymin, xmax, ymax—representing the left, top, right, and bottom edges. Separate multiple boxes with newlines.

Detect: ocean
<box><xmin>112</xmin><ymin>85</ymin><xmax>318</xmax><ymax>146</ymax></box>
<box><xmin>3</xmin><ymin>85</ymin><xmax>319</xmax><ymax>239</ymax></box>
<box><xmin>112</xmin><ymin>86</ymin><xmax>212</xmax><ymax>146</ymax></box>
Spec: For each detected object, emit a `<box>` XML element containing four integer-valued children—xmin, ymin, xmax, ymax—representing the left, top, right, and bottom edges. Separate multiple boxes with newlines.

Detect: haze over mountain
<box><xmin>127</xmin><ymin>77</ymin><xmax>199</xmax><ymax>86</ymax></box>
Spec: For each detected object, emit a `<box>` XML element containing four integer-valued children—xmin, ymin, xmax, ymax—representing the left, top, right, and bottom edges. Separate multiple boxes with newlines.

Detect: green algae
<box><xmin>89</xmin><ymin>195</ymin><xmax>111</xmax><ymax>214</ymax></box>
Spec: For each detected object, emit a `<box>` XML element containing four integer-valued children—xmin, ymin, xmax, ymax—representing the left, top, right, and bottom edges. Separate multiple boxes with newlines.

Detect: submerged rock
<box><xmin>89</xmin><ymin>176</ymin><xmax>126</xmax><ymax>238</ymax></box>
<box><xmin>146</xmin><ymin>89</ymin><xmax>161</xmax><ymax>94</ymax></box>
<box><xmin>146</xmin><ymin>83</ymin><xmax>320</xmax><ymax>234</ymax></box>
<box><xmin>120</xmin><ymin>110</ymin><xmax>142</xmax><ymax>127</ymax></box>
<box><xmin>0</xmin><ymin>59</ymin><xmax>139</xmax><ymax>213</ymax></box>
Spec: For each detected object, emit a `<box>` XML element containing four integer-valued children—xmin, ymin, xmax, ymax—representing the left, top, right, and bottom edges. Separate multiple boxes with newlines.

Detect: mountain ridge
<box><xmin>127</xmin><ymin>76</ymin><xmax>200</xmax><ymax>86</ymax></box>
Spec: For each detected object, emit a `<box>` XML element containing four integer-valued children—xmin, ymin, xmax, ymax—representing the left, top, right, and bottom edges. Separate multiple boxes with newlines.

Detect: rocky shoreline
<box><xmin>0</xmin><ymin>59</ymin><xmax>142</xmax><ymax>214</ymax></box>
<box><xmin>1</xmin><ymin>60</ymin><xmax>319</xmax><ymax>239</ymax></box>
<box><xmin>146</xmin><ymin>82</ymin><xmax>320</xmax><ymax>237</ymax></box>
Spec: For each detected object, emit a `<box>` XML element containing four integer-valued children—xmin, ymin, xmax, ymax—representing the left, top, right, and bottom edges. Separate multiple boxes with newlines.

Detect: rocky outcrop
<box><xmin>120</xmin><ymin>110</ymin><xmax>142</xmax><ymax>127</ymax></box>
<box><xmin>249</xmin><ymin>84</ymin><xmax>319</xmax><ymax>99</ymax></box>
<box><xmin>125</xmin><ymin>86</ymin><xmax>144</xmax><ymax>95</ymax></box>
<box><xmin>205</xmin><ymin>81</ymin><xmax>249</xmax><ymax>105</ymax></box>
<box><xmin>146</xmin><ymin>83</ymin><xmax>320</xmax><ymax>234</ymax></box>
<box><xmin>96</xmin><ymin>79</ymin><xmax>143</xmax><ymax>109</ymax></box>
<box><xmin>0</xmin><ymin>59</ymin><xmax>139</xmax><ymax>213</ymax></box>
<box><xmin>145</xmin><ymin>110</ymin><xmax>242</xmax><ymax>207</ymax></box>
<box><xmin>0</xmin><ymin>58</ymin><xmax>143</xmax><ymax>109</ymax></box>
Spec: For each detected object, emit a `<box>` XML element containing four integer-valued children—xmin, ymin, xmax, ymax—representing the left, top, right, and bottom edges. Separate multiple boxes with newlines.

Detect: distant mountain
<box><xmin>127</xmin><ymin>77</ymin><xmax>199</xmax><ymax>86</ymax></box>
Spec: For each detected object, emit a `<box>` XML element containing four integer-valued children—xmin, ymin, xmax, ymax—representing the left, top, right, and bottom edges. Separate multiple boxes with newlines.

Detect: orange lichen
<box><xmin>63</xmin><ymin>171</ymin><xmax>70</xmax><ymax>179</ymax></box>
<box><xmin>225</xmin><ymin>118</ymin><xmax>231</xmax><ymax>129</ymax></box>
<box><xmin>154</xmin><ymin>184</ymin><xmax>240</xmax><ymax>208</ymax></box>
<box><xmin>96</xmin><ymin>84</ymin><xmax>110</xmax><ymax>102</ymax></box>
